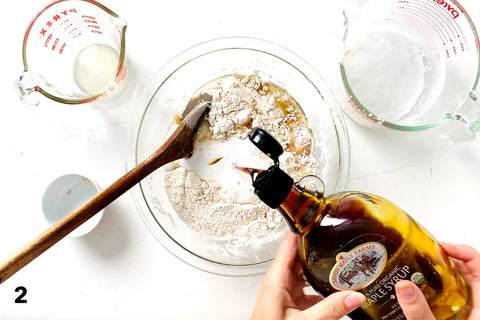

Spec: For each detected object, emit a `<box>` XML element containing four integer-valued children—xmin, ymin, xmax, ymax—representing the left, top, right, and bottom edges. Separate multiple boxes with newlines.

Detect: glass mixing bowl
<box><xmin>129</xmin><ymin>37</ymin><xmax>350</xmax><ymax>276</ymax></box>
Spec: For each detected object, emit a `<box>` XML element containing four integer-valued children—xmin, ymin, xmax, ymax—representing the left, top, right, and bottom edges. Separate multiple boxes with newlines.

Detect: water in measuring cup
<box><xmin>73</xmin><ymin>43</ymin><xmax>120</xmax><ymax>96</ymax></box>
<box><xmin>343</xmin><ymin>23</ymin><xmax>446</xmax><ymax>125</ymax></box>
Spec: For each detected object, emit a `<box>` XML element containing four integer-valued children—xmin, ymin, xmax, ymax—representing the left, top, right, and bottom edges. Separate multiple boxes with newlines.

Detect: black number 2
<box><xmin>15</xmin><ymin>286</ymin><xmax>27</xmax><ymax>303</ymax></box>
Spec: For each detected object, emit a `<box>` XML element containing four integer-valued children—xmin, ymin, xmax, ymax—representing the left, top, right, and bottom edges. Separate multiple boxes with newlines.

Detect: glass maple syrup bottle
<box><xmin>242</xmin><ymin>128</ymin><xmax>471</xmax><ymax>320</ymax></box>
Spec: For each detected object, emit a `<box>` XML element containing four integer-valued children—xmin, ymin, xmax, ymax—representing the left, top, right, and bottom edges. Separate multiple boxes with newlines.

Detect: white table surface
<box><xmin>1</xmin><ymin>0</ymin><xmax>480</xmax><ymax>319</ymax></box>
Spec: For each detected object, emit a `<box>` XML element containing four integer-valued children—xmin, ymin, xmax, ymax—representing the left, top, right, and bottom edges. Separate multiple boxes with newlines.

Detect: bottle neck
<box><xmin>277</xmin><ymin>185</ymin><xmax>325</xmax><ymax>234</ymax></box>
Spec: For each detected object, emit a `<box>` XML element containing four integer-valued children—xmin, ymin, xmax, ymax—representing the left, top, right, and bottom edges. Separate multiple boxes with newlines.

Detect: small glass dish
<box><xmin>129</xmin><ymin>37</ymin><xmax>350</xmax><ymax>276</ymax></box>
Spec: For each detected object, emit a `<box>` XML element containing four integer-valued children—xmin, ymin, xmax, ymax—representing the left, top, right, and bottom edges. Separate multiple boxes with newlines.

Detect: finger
<box><xmin>269</xmin><ymin>231</ymin><xmax>299</xmax><ymax>276</ymax></box>
<box><xmin>441</xmin><ymin>243</ymin><xmax>480</xmax><ymax>278</ymax></box>
<box><xmin>261</xmin><ymin>231</ymin><xmax>301</xmax><ymax>294</ymax></box>
<box><xmin>298</xmin><ymin>291</ymin><xmax>365</xmax><ymax>320</ymax></box>
<box><xmin>292</xmin><ymin>293</ymin><xmax>325</xmax><ymax>311</ymax></box>
<box><xmin>395</xmin><ymin>280</ymin><xmax>435</xmax><ymax>320</ymax></box>
<box><xmin>441</xmin><ymin>243</ymin><xmax>480</xmax><ymax>317</ymax></box>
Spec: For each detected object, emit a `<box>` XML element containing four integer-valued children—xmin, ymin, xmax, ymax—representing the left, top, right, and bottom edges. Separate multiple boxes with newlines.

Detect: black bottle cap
<box><xmin>253</xmin><ymin>165</ymin><xmax>294</xmax><ymax>209</ymax></box>
<box><xmin>249</xmin><ymin>128</ymin><xmax>284</xmax><ymax>164</ymax></box>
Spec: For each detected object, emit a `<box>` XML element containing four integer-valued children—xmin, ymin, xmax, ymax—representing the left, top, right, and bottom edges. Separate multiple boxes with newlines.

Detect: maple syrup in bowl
<box><xmin>129</xmin><ymin>37</ymin><xmax>350</xmax><ymax>276</ymax></box>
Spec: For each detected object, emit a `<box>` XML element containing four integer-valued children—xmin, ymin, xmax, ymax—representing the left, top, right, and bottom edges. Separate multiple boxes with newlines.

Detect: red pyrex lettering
<box><xmin>39</xmin><ymin>8</ymin><xmax>78</xmax><ymax>37</ymax></box>
<box><xmin>433</xmin><ymin>0</ymin><xmax>461</xmax><ymax>19</ymax></box>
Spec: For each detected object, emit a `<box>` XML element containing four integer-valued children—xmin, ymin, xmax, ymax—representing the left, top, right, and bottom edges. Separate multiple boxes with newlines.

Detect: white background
<box><xmin>1</xmin><ymin>0</ymin><xmax>480</xmax><ymax>319</ymax></box>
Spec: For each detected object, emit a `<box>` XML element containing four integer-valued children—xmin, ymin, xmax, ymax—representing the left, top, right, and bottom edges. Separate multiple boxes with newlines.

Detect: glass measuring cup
<box><xmin>337</xmin><ymin>0</ymin><xmax>480</xmax><ymax>142</ymax></box>
<box><xmin>15</xmin><ymin>0</ymin><xmax>127</xmax><ymax>105</ymax></box>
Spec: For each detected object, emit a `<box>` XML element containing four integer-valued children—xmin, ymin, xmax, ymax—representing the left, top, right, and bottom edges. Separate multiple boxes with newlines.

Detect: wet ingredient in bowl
<box><xmin>164</xmin><ymin>74</ymin><xmax>317</xmax><ymax>241</ymax></box>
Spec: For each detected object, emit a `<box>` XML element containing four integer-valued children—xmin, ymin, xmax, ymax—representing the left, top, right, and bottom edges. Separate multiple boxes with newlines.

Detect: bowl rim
<box><xmin>128</xmin><ymin>36</ymin><xmax>351</xmax><ymax>276</ymax></box>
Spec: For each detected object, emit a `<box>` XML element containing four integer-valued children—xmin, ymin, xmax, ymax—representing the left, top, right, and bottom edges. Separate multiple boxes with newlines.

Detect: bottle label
<box><xmin>329</xmin><ymin>242</ymin><xmax>387</xmax><ymax>290</ymax></box>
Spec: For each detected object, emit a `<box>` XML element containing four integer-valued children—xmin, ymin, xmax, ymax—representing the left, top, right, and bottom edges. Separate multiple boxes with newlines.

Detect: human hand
<box><xmin>395</xmin><ymin>243</ymin><xmax>480</xmax><ymax>320</ymax></box>
<box><xmin>251</xmin><ymin>231</ymin><xmax>365</xmax><ymax>320</ymax></box>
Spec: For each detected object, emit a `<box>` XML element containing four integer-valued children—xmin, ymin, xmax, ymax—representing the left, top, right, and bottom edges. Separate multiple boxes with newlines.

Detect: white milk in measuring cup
<box><xmin>15</xmin><ymin>0</ymin><xmax>127</xmax><ymax>105</ymax></box>
<box><xmin>336</xmin><ymin>0</ymin><xmax>480</xmax><ymax>142</ymax></box>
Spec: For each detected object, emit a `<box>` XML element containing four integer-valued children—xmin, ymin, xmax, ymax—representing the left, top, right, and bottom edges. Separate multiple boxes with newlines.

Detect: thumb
<box><xmin>298</xmin><ymin>291</ymin><xmax>365</xmax><ymax>320</ymax></box>
<box><xmin>395</xmin><ymin>280</ymin><xmax>435</xmax><ymax>320</ymax></box>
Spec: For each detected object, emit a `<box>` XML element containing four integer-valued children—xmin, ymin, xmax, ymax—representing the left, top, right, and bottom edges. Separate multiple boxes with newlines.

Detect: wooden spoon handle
<box><xmin>0</xmin><ymin>96</ymin><xmax>210</xmax><ymax>285</ymax></box>
<box><xmin>0</xmin><ymin>126</ymin><xmax>187</xmax><ymax>285</ymax></box>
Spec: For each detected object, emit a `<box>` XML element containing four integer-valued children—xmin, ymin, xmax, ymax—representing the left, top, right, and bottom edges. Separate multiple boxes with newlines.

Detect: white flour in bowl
<box><xmin>164</xmin><ymin>74</ymin><xmax>316</xmax><ymax>241</ymax></box>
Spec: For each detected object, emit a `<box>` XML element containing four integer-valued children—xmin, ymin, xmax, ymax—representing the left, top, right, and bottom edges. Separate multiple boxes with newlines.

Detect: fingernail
<box><xmin>439</xmin><ymin>242</ymin><xmax>454</xmax><ymax>249</ymax></box>
<box><xmin>344</xmin><ymin>292</ymin><xmax>366</xmax><ymax>309</ymax></box>
<box><xmin>396</xmin><ymin>281</ymin><xmax>416</xmax><ymax>302</ymax></box>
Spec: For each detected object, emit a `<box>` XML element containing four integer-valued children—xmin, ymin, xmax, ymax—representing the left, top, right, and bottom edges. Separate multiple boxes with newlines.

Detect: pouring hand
<box><xmin>396</xmin><ymin>243</ymin><xmax>480</xmax><ymax>320</ymax></box>
<box><xmin>251</xmin><ymin>231</ymin><xmax>365</xmax><ymax>320</ymax></box>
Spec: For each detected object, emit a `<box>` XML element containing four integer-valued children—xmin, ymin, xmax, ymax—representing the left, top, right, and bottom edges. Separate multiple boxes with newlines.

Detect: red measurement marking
<box><xmin>45</xmin><ymin>34</ymin><xmax>52</xmax><ymax>47</ymax></box>
<box><xmin>39</xmin><ymin>8</ymin><xmax>78</xmax><ymax>37</ymax></box>
<box><xmin>51</xmin><ymin>38</ymin><xmax>59</xmax><ymax>50</ymax></box>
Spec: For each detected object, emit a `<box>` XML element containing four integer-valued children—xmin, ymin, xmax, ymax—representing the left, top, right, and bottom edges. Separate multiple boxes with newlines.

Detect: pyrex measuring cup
<box><xmin>15</xmin><ymin>0</ymin><xmax>127</xmax><ymax>105</ymax></box>
<box><xmin>338</xmin><ymin>0</ymin><xmax>480</xmax><ymax>142</ymax></box>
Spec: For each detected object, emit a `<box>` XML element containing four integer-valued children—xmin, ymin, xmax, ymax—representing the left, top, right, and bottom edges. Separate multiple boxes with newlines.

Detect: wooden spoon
<box><xmin>0</xmin><ymin>95</ymin><xmax>211</xmax><ymax>284</ymax></box>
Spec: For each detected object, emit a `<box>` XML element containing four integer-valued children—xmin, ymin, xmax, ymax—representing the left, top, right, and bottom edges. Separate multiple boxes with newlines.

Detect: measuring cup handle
<box><xmin>444</xmin><ymin>91</ymin><xmax>480</xmax><ymax>143</ymax></box>
<box><xmin>14</xmin><ymin>71</ymin><xmax>40</xmax><ymax>106</ymax></box>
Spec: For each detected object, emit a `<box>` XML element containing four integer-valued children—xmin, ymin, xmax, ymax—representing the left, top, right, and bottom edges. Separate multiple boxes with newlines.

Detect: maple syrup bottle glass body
<box><xmin>278</xmin><ymin>186</ymin><xmax>471</xmax><ymax>320</ymax></box>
